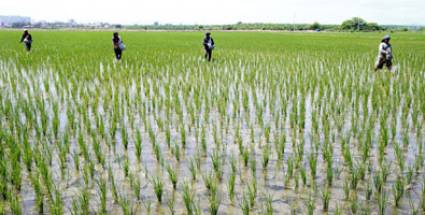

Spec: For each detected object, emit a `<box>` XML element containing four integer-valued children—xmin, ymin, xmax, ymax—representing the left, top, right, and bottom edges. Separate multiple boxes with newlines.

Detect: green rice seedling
<box><xmin>378</xmin><ymin>190</ymin><xmax>387</xmax><ymax>215</ymax></box>
<box><xmin>189</xmin><ymin>159</ymin><xmax>197</xmax><ymax>181</ymax></box>
<box><xmin>366</xmin><ymin>178</ymin><xmax>373</xmax><ymax>201</ymax></box>
<box><xmin>172</xmin><ymin>143</ymin><xmax>180</xmax><ymax>162</ymax></box>
<box><xmin>286</xmin><ymin>156</ymin><xmax>294</xmax><ymax>178</ymax></box>
<box><xmin>409</xmin><ymin>198</ymin><xmax>420</xmax><ymax>215</ymax></box>
<box><xmin>10</xmin><ymin>149</ymin><xmax>21</xmax><ymax>191</ymax></box>
<box><xmin>381</xmin><ymin>162</ymin><xmax>390</xmax><ymax>183</ymax></box>
<box><xmin>322</xmin><ymin>187</ymin><xmax>331</xmax><ymax>212</ymax></box>
<box><xmin>240</xmin><ymin>191</ymin><xmax>251</xmax><ymax>215</ymax></box>
<box><xmin>247</xmin><ymin>180</ymin><xmax>257</xmax><ymax>208</ymax></box>
<box><xmin>350</xmin><ymin>167</ymin><xmax>360</xmax><ymax>190</ymax></box>
<box><xmin>0</xmin><ymin>157</ymin><xmax>7</xmax><ymax>200</ymax></box>
<box><xmin>228</xmin><ymin>171</ymin><xmax>236</xmax><ymax>203</ymax></box>
<box><xmin>166</xmin><ymin>164</ymin><xmax>178</xmax><ymax>190</ymax></box>
<box><xmin>119</xmin><ymin>196</ymin><xmax>134</xmax><ymax>215</ymax></box>
<box><xmin>393</xmin><ymin>143</ymin><xmax>405</xmax><ymax>173</ymax></box>
<box><xmin>165</xmin><ymin>126</ymin><xmax>172</xmax><ymax>149</ymax></box>
<box><xmin>80</xmin><ymin>189</ymin><xmax>90</xmax><ymax>215</ymax></box>
<box><xmin>123</xmin><ymin>156</ymin><xmax>130</xmax><ymax>177</ymax></box>
<box><xmin>73</xmin><ymin>151</ymin><xmax>80</xmax><ymax>173</ymax></box>
<box><xmin>326</xmin><ymin>161</ymin><xmax>333</xmax><ymax>187</ymax></box>
<box><xmin>275</xmin><ymin>133</ymin><xmax>286</xmax><ymax>161</ymax></box>
<box><xmin>374</xmin><ymin>173</ymin><xmax>384</xmax><ymax>195</ymax></box>
<box><xmin>350</xmin><ymin>192</ymin><xmax>358</xmax><ymax>214</ymax></box>
<box><xmin>203</xmin><ymin>171</ymin><xmax>216</xmax><ymax>193</ymax></box>
<box><xmin>49</xmin><ymin>188</ymin><xmax>63</xmax><ymax>215</ymax></box>
<box><xmin>262</xmin><ymin>143</ymin><xmax>271</xmax><ymax>169</ymax></box>
<box><xmin>209</xmin><ymin>191</ymin><xmax>220</xmax><ymax>215</ymax></box>
<box><xmin>299</xmin><ymin>166</ymin><xmax>307</xmax><ymax>186</ymax></box>
<box><xmin>307</xmin><ymin>195</ymin><xmax>315</xmax><ymax>215</ymax></box>
<box><xmin>182</xmin><ymin>181</ymin><xmax>194</xmax><ymax>215</ymax></box>
<box><xmin>242</xmin><ymin>147</ymin><xmax>249</xmax><ymax>167</ymax></box>
<box><xmin>201</xmin><ymin>126</ymin><xmax>207</xmax><ymax>156</ymax></box>
<box><xmin>152</xmin><ymin>175</ymin><xmax>164</xmax><ymax>203</ymax></box>
<box><xmin>0</xmin><ymin>201</ymin><xmax>4</xmax><ymax>215</ymax></box>
<box><xmin>343</xmin><ymin>178</ymin><xmax>350</xmax><ymax>200</ymax></box>
<box><xmin>129</xmin><ymin>173</ymin><xmax>141</xmax><ymax>200</ymax></box>
<box><xmin>250</xmin><ymin>148</ymin><xmax>257</xmax><ymax>177</ymax></box>
<box><xmin>308</xmin><ymin>153</ymin><xmax>317</xmax><ymax>180</ymax></box>
<box><xmin>422</xmin><ymin>177</ymin><xmax>425</xmax><ymax>211</ymax></box>
<box><xmin>180</xmin><ymin>124</ymin><xmax>187</xmax><ymax>148</ymax></box>
<box><xmin>406</xmin><ymin>165</ymin><xmax>414</xmax><ymax>185</ymax></box>
<box><xmin>415</xmin><ymin>145</ymin><xmax>424</xmax><ymax>173</ymax></box>
<box><xmin>108</xmin><ymin>167</ymin><xmax>119</xmax><ymax>203</ymax></box>
<box><xmin>93</xmin><ymin>138</ymin><xmax>105</xmax><ymax>167</ymax></box>
<box><xmin>230</xmin><ymin>153</ymin><xmax>237</xmax><ymax>174</ymax></box>
<box><xmin>22</xmin><ymin>134</ymin><xmax>33</xmax><ymax>172</ymax></box>
<box><xmin>135</xmin><ymin>129</ymin><xmax>142</xmax><ymax>161</ymax></box>
<box><xmin>392</xmin><ymin>176</ymin><xmax>404</xmax><ymax>207</ymax></box>
<box><xmin>211</xmin><ymin>149</ymin><xmax>223</xmax><ymax>180</ymax></box>
<box><xmin>334</xmin><ymin>204</ymin><xmax>342</xmax><ymax>215</ymax></box>
<box><xmin>264</xmin><ymin>126</ymin><xmax>271</xmax><ymax>144</ymax></box>
<box><xmin>121</xmin><ymin>126</ymin><xmax>129</xmax><ymax>150</ymax></box>
<box><xmin>10</xmin><ymin>192</ymin><xmax>22</xmax><ymax>215</ymax></box>
<box><xmin>263</xmin><ymin>193</ymin><xmax>273</xmax><ymax>215</ymax></box>
<box><xmin>167</xmin><ymin>194</ymin><xmax>176</xmax><ymax>215</ymax></box>
<box><xmin>97</xmin><ymin>177</ymin><xmax>107</xmax><ymax>214</ymax></box>
<box><xmin>30</xmin><ymin>172</ymin><xmax>44</xmax><ymax>214</ymax></box>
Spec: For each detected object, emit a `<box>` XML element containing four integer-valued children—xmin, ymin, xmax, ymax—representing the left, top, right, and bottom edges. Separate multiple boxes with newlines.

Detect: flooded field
<box><xmin>0</xmin><ymin>31</ymin><xmax>425</xmax><ymax>214</ymax></box>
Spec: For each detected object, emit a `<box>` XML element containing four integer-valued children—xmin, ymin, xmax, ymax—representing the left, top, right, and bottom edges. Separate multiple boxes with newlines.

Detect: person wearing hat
<box><xmin>375</xmin><ymin>35</ymin><xmax>393</xmax><ymax>71</ymax></box>
<box><xmin>203</xmin><ymin>32</ymin><xmax>215</xmax><ymax>62</ymax></box>
<box><xmin>20</xmin><ymin>29</ymin><xmax>33</xmax><ymax>52</ymax></box>
<box><xmin>112</xmin><ymin>32</ymin><xmax>125</xmax><ymax>60</ymax></box>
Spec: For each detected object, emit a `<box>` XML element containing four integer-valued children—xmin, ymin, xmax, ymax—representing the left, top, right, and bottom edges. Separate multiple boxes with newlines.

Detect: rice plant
<box><xmin>166</xmin><ymin>164</ymin><xmax>178</xmax><ymax>190</ymax></box>
<box><xmin>152</xmin><ymin>175</ymin><xmax>164</xmax><ymax>203</ymax></box>
<box><xmin>182</xmin><ymin>181</ymin><xmax>194</xmax><ymax>215</ymax></box>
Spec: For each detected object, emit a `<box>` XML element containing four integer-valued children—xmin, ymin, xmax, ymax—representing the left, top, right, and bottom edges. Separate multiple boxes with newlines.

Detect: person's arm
<box><xmin>211</xmin><ymin>38</ymin><xmax>214</xmax><ymax>46</ymax></box>
<box><xmin>379</xmin><ymin>43</ymin><xmax>387</xmax><ymax>55</ymax></box>
<box><xmin>20</xmin><ymin>34</ymin><xmax>25</xmax><ymax>42</ymax></box>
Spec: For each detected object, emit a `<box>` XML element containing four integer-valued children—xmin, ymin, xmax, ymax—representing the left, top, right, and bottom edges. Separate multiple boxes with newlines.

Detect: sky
<box><xmin>1</xmin><ymin>0</ymin><xmax>424</xmax><ymax>25</ymax></box>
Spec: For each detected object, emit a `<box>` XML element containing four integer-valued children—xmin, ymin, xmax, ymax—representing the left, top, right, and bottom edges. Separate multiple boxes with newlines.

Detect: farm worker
<box><xmin>20</xmin><ymin>29</ymin><xmax>33</xmax><ymax>51</ymax></box>
<box><xmin>112</xmin><ymin>32</ymin><xmax>125</xmax><ymax>60</ymax></box>
<box><xmin>374</xmin><ymin>35</ymin><xmax>393</xmax><ymax>71</ymax></box>
<box><xmin>203</xmin><ymin>32</ymin><xmax>215</xmax><ymax>62</ymax></box>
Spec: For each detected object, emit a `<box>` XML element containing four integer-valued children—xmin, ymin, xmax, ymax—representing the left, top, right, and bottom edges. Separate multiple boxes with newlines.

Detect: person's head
<box><xmin>205</xmin><ymin>32</ymin><xmax>211</xmax><ymax>38</ymax></box>
<box><xmin>113</xmin><ymin>32</ymin><xmax>119</xmax><ymax>37</ymax></box>
<box><xmin>23</xmin><ymin>29</ymin><xmax>29</xmax><ymax>34</ymax></box>
<box><xmin>382</xmin><ymin>35</ymin><xmax>390</xmax><ymax>43</ymax></box>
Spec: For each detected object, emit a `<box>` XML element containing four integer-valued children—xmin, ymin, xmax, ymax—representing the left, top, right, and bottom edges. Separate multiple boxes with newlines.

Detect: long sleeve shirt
<box><xmin>20</xmin><ymin>34</ymin><xmax>32</xmax><ymax>43</ymax></box>
<box><xmin>203</xmin><ymin>37</ymin><xmax>215</xmax><ymax>50</ymax></box>
<box><xmin>378</xmin><ymin>42</ymin><xmax>392</xmax><ymax>60</ymax></box>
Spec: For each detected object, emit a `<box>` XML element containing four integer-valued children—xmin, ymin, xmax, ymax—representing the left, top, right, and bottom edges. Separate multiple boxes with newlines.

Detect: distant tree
<box><xmin>309</xmin><ymin>22</ymin><xmax>321</xmax><ymax>30</ymax></box>
<box><xmin>341</xmin><ymin>17</ymin><xmax>366</xmax><ymax>30</ymax></box>
<box><xmin>237</xmin><ymin>21</ymin><xmax>243</xmax><ymax>25</ymax></box>
<box><xmin>154</xmin><ymin>21</ymin><xmax>159</xmax><ymax>26</ymax></box>
<box><xmin>340</xmin><ymin>17</ymin><xmax>383</xmax><ymax>31</ymax></box>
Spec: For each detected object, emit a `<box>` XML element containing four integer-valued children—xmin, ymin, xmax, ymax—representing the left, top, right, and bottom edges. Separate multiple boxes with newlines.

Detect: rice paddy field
<box><xmin>0</xmin><ymin>30</ymin><xmax>425</xmax><ymax>215</ymax></box>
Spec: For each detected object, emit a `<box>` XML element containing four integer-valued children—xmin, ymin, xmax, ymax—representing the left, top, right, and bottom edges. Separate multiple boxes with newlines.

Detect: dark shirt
<box><xmin>203</xmin><ymin>37</ymin><xmax>214</xmax><ymax>49</ymax></box>
<box><xmin>20</xmin><ymin>34</ymin><xmax>32</xmax><ymax>43</ymax></box>
<box><xmin>112</xmin><ymin>36</ymin><xmax>122</xmax><ymax>47</ymax></box>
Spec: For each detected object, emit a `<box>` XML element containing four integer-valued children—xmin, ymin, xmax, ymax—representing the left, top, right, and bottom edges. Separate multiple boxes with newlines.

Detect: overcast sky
<box><xmin>1</xmin><ymin>0</ymin><xmax>424</xmax><ymax>25</ymax></box>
